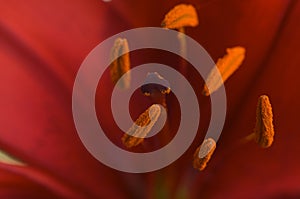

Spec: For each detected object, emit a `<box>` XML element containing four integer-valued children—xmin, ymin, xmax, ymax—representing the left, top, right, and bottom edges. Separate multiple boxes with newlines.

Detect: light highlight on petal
<box><xmin>0</xmin><ymin>149</ymin><xmax>25</xmax><ymax>166</ymax></box>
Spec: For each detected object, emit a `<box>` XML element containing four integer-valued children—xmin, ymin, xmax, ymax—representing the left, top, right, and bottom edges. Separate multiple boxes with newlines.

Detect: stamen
<box><xmin>193</xmin><ymin>138</ymin><xmax>216</xmax><ymax>171</ymax></box>
<box><xmin>0</xmin><ymin>149</ymin><xmax>25</xmax><ymax>166</ymax></box>
<box><xmin>110</xmin><ymin>38</ymin><xmax>131</xmax><ymax>89</ymax></box>
<box><xmin>161</xmin><ymin>4</ymin><xmax>198</xmax><ymax>29</ymax></box>
<box><xmin>162</xmin><ymin>4</ymin><xmax>198</xmax><ymax>76</ymax></box>
<box><xmin>202</xmin><ymin>46</ymin><xmax>246</xmax><ymax>96</ymax></box>
<box><xmin>254</xmin><ymin>95</ymin><xmax>275</xmax><ymax>148</ymax></box>
<box><xmin>122</xmin><ymin>104</ymin><xmax>161</xmax><ymax>148</ymax></box>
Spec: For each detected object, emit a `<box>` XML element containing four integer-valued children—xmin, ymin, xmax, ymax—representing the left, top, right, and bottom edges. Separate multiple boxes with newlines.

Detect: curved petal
<box><xmin>0</xmin><ymin>1</ymin><xmax>132</xmax><ymax>198</ymax></box>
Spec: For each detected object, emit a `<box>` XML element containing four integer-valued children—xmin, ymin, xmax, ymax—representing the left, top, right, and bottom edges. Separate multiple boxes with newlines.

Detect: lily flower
<box><xmin>1</xmin><ymin>0</ymin><xmax>300</xmax><ymax>199</ymax></box>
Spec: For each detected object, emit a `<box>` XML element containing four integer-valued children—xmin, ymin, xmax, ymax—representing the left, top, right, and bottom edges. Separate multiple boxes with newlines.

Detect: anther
<box><xmin>242</xmin><ymin>95</ymin><xmax>275</xmax><ymax>148</ymax></box>
<box><xmin>141</xmin><ymin>72</ymin><xmax>170</xmax><ymax>108</ymax></box>
<box><xmin>193</xmin><ymin>138</ymin><xmax>216</xmax><ymax>171</ymax></box>
<box><xmin>122</xmin><ymin>104</ymin><xmax>162</xmax><ymax>148</ymax></box>
<box><xmin>202</xmin><ymin>46</ymin><xmax>246</xmax><ymax>96</ymax></box>
<box><xmin>254</xmin><ymin>95</ymin><xmax>275</xmax><ymax>148</ymax></box>
<box><xmin>161</xmin><ymin>4</ymin><xmax>198</xmax><ymax>29</ymax></box>
<box><xmin>110</xmin><ymin>38</ymin><xmax>131</xmax><ymax>89</ymax></box>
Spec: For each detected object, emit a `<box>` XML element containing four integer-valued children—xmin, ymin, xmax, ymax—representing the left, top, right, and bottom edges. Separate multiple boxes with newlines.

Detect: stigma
<box><xmin>141</xmin><ymin>72</ymin><xmax>171</xmax><ymax>108</ymax></box>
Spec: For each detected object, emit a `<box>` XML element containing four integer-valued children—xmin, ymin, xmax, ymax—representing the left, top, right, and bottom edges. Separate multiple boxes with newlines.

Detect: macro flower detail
<box><xmin>110</xmin><ymin>37</ymin><xmax>131</xmax><ymax>89</ymax></box>
<box><xmin>203</xmin><ymin>46</ymin><xmax>246</xmax><ymax>96</ymax></box>
<box><xmin>1</xmin><ymin>0</ymin><xmax>299</xmax><ymax>198</ymax></box>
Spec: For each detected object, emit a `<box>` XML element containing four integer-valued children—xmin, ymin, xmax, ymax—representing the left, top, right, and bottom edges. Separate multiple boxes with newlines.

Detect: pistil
<box><xmin>141</xmin><ymin>72</ymin><xmax>170</xmax><ymax>109</ymax></box>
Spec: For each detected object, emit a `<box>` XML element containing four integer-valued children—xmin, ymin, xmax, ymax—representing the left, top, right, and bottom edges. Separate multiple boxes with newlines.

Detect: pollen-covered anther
<box><xmin>161</xmin><ymin>4</ymin><xmax>198</xmax><ymax>29</ymax></box>
<box><xmin>254</xmin><ymin>95</ymin><xmax>275</xmax><ymax>148</ymax></box>
<box><xmin>202</xmin><ymin>46</ymin><xmax>246</xmax><ymax>96</ymax></box>
<box><xmin>110</xmin><ymin>37</ymin><xmax>131</xmax><ymax>89</ymax></box>
<box><xmin>193</xmin><ymin>138</ymin><xmax>216</xmax><ymax>171</ymax></box>
<box><xmin>121</xmin><ymin>104</ymin><xmax>161</xmax><ymax>148</ymax></box>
